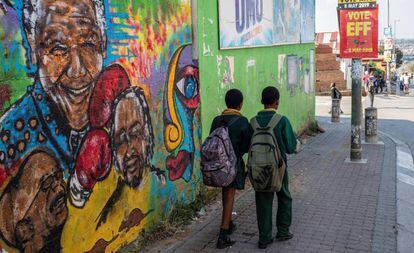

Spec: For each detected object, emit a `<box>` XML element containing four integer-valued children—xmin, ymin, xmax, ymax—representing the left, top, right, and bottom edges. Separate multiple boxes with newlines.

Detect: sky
<box><xmin>316</xmin><ymin>0</ymin><xmax>414</xmax><ymax>39</ymax></box>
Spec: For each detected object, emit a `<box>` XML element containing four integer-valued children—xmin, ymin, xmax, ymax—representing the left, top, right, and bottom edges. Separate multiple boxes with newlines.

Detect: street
<box><xmin>316</xmin><ymin>85</ymin><xmax>414</xmax><ymax>156</ymax></box>
<box><xmin>145</xmin><ymin>86</ymin><xmax>414</xmax><ymax>253</ymax></box>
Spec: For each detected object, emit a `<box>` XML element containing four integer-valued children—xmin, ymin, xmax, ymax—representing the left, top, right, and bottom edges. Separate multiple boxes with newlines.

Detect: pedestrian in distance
<box><xmin>374</xmin><ymin>75</ymin><xmax>380</xmax><ymax>94</ymax></box>
<box><xmin>379</xmin><ymin>75</ymin><xmax>385</xmax><ymax>93</ymax></box>
<box><xmin>207</xmin><ymin>89</ymin><xmax>253</xmax><ymax>249</ymax></box>
<box><xmin>399</xmin><ymin>74</ymin><xmax>405</xmax><ymax>91</ymax></box>
<box><xmin>249</xmin><ymin>87</ymin><xmax>297</xmax><ymax>249</ymax></box>
<box><xmin>330</xmin><ymin>82</ymin><xmax>343</xmax><ymax>114</ymax></box>
<box><xmin>403</xmin><ymin>72</ymin><xmax>410</xmax><ymax>94</ymax></box>
<box><xmin>363</xmin><ymin>71</ymin><xmax>370</xmax><ymax>91</ymax></box>
<box><xmin>368</xmin><ymin>75</ymin><xmax>376</xmax><ymax>107</ymax></box>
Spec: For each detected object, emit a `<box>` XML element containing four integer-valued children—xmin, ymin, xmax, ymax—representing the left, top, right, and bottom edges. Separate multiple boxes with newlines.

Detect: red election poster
<box><xmin>340</xmin><ymin>7</ymin><xmax>378</xmax><ymax>58</ymax></box>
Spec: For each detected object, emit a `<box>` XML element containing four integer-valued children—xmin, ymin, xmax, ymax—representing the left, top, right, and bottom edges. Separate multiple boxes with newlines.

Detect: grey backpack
<box><xmin>247</xmin><ymin>114</ymin><xmax>286</xmax><ymax>192</ymax></box>
<box><xmin>201</xmin><ymin>117</ymin><xmax>239</xmax><ymax>187</ymax></box>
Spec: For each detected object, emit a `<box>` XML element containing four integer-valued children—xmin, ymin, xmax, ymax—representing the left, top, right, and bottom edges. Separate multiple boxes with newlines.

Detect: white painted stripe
<box><xmin>316</xmin><ymin>102</ymin><xmax>331</xmax><ymax>106</ymax></box>
<box><xmin>380</xmin><ymin>131</ymin><xmax>414</xmax><ymax>253</ymax></box>
<box><xmin>398</xmin><ymin>172</ymin><xmax>414</xmax><ymax>186</ymax></box>
<box><xmin>397</xmin><ymin>147</ymin><xmax>414</xmax><ymax>171</ymax></box>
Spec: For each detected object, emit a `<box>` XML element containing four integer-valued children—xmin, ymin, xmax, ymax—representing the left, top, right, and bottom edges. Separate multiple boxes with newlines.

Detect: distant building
<box><xmin>315</xmin><ymin>32</ymin><xmax>352</xmax><ymax>94</ymax></box>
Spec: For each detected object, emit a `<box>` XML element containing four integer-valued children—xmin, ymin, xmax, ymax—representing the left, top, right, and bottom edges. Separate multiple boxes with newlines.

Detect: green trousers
<box><xmin>255</xmin><ymin>169</ymin><xmax>292</xmax><ymax>243</ymax></box>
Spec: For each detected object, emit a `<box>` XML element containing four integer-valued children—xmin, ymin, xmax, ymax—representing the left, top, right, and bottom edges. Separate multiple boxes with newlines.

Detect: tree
<box><xmin>407</xmin><ymin>62</ymin><xmax>414</xmax><ymax>73</ymax></box>
<box><xmin>395</xmin><ymin>47</ymin><xmax>404</xmax><ymax>69</ymax></box>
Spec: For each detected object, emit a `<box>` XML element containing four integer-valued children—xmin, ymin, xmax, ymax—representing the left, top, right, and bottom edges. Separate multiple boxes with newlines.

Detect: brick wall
<box><xmin>316</xmin><ymin>45</ymin><xmax>346</xmax><ymax>93</ymax></box>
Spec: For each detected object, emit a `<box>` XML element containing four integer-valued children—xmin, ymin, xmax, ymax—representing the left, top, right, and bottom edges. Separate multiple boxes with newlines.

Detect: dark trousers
<box><xmin>255</xmin><ymin>170</ymin><xmax>292</xmax><ymax>243</ymax></box>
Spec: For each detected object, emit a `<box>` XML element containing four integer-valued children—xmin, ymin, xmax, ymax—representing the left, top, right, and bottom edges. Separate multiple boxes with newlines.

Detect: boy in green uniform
<box><xmin>210</xmin><ymin>89</ymin><xmax>253</xmax><ymax>249</ymax></box>
<box><xmin>252</xmin><ymin>86</ymin><xmax>297</xmax><ymax>249</ymax></box>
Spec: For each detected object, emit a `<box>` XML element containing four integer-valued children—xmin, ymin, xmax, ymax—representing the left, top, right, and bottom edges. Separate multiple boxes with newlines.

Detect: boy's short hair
<box><xmin>261</xmin><ymin>86</ymin><xmax>280</xmax><ymax>105</ymax></box>
<box><xmin>225</xmin><ymin>89</ymin><xmax>243</xmax><ymax>109</ymax></box>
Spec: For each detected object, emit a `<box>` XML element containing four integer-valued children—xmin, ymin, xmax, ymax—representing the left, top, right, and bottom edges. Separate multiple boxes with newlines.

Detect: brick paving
<box><xmin>165</xmin><ymin>119</ymin><xmax>397</xmax><ymax>253</ymax></box>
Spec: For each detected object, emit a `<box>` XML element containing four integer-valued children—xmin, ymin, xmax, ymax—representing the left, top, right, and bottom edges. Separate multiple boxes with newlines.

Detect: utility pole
<box><xmin>350</xmin><ymin>59</ymin><xmax>363</xmax><ymax>161</ymax></box>
<box><xmin>386</xmin><ymin>0</ymin><xmax>391</xmax><ymax>94</ymax></box>
<box><xmin>393</xmin><ymin>19</ymin><xmax>400</xmax><ymax>68</ymax></box>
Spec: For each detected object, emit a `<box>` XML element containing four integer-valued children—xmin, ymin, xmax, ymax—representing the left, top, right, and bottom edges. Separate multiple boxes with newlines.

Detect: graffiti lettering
<box><xmin>235</xmin><ymin>0</ymin><xmax>263</xmax><ymax>34</ymax></box>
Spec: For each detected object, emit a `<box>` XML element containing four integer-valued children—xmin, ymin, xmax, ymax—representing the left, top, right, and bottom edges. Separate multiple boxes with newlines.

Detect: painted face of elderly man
<box><xmin>25</xmin><ymin>0</ymin><xmax>105</xmax><ymax>131</ymax></box>
<box><xmin>112</xmin><ymin>87</ymin><xmax>154</xmax><ymax>188</ymax></box>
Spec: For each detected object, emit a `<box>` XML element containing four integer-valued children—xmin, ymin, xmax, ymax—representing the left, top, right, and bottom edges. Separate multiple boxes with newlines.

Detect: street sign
<box><xmin>384</xmin><ymin>50</ymin><xmax>392</xmax><ymax>62</ymax></box>
<box><xmin>338</xmin><ymin>0</ymin><xmax>377</xmax><ymax>9</ymax></box>
<box><xmin>384</xmin><ymin>37</ymin><xmax>394</xmax><ymax>50</ymax></box>
<box><xmin>339</xmin><ymin>7</ymin><xmax>379</xmax><ymax>58</ymax></box>
<box><xmin>384</xmin><ymin>27</ymin><xmax>393</xmax><ymax>38</ymax></box>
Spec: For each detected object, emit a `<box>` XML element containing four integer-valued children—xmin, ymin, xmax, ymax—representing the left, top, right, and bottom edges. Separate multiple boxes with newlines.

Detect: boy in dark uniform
<box><xmin>252</xmin><ymin>86</ymin><xmax>297</xmax><ymax>249</ymax></box>
<box><xmin>210</xmin><ymin>89</ymin><xmax>253</xmax><ymax>249</ymax></box>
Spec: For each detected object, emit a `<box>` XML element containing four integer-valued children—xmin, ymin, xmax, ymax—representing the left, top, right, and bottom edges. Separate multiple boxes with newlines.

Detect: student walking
<box><xmin>207</xmin><ymin>89</ymin><xmax>253</xmax><ymax>249</ymax></box>
<box><xmin>330</xmin><ymin>82</ymin><xmax>343</xmax><ymax>114</ymax></box>
<box><xmin>249</xmin><ymin>87</ymin><xmax>297</xmax><ymax>249</ymax></box>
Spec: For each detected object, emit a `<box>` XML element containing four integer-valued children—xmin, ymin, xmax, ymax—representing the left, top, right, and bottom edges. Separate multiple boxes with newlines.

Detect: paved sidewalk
<box><xmin>164</xmin><ymin>118</ymin><xmax>397</xmax><ymax>253</ymax></box>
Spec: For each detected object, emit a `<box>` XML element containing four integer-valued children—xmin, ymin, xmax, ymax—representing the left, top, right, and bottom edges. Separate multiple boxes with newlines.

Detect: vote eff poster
<box><xmin>339</xmin><ymin>7</ymin><xmax>378</xmax><ymax>58</ymax></box>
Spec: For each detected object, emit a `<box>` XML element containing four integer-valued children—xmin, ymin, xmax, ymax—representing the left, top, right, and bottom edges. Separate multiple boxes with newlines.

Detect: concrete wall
<box><xmin>0</xmin><ymin>0</ymin><xmax>201</xmax><ymax>252</ymax></box>
<box><xmin>198</xmin><ymin>0</ymin><xmax>316</xmax><ymax>138</ymax></box>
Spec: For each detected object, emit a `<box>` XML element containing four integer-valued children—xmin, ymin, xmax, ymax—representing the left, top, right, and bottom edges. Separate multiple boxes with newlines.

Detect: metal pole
<box><xmin>386</xmin><ymin>0</ymin><xmax>391</xmax><ymax>94</ymax></box>
<box><xmin>351</xmin><ymin>59</ymin><xmax>363</xmax><ymax>161</ymax></box>
<box><xmin>393</xmin><ymin>20</ymin><xmax>397</xmax><ymax>56</ymax></box>
<box><xmin>388</xmin><ymin>0</ymin><xmax>390</xmax><ymax>27</ymax></box>
<box><xmin>393</xmin><ymin>19</ymin><xmax>400</xmax><ymax>66</ymax></box>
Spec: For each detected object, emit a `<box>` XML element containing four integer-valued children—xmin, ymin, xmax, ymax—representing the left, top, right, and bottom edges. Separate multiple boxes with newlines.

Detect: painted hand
<box><xmin>69</xmin><ymin>130</ymin><xmax>111</xmax><ymax>208</ymax></box>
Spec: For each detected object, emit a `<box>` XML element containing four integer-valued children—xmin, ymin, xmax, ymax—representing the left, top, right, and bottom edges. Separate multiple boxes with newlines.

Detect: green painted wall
<box><xmin>198</xmin><ymin>1</ymin><xmax>316</xmax><ymax>139</ymax></box>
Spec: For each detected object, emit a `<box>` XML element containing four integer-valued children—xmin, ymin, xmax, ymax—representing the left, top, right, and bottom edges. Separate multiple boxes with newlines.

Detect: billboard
<box><xmin>301</xmin><ymin>0</ymin><xmax>316</xmax><ymax>43</ymax></box>
<box><xmin>339</xmin><ymin>7</ymin><xmax>379</xmax><ymax>58</ymax></box>
<box><xmin>219</xmin><ymin>0</ymin><xmax>315</xmax><ymax>49</ymax></box>
<box><xmin>219</xmin><ymin>0</ymin><xmax>274</xmax><ymax>49</ymax></box>
<box><xmin>273</xmin><ymin>0</ymin><xmax>301</xmax><ymax>44</ymax></box>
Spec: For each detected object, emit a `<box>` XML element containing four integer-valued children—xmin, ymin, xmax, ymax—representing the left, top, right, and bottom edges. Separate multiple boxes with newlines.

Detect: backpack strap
<box><xmin>266</xmin><ymin>114</ymin><xmax>284</xmax><ymax>166</ymax></box>
<box><xmin>250</xmin><ymin>117</ymin><xmax>259</xmax><ymax>131</ymax></box>
<box><xmin>227</xmin><ymin>116</ymin><xmax>240</xmax><ymax>127</ymax></box>
<box><xmin>266</xmin><ymin>113</ymin><xmax>282</xmax><ymax>130</ymax></box>
<box><xmin>250</xmin><ymin>114</ymin><xmax>282</xmax><ymax>132</ymax></box>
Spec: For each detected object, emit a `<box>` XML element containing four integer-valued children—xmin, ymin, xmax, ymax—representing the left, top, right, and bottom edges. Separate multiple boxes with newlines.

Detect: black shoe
<box><xmin>217</xmin><ymin>236</ymin><xmax>235</xmax><ymax>249</ymax></box>
<box><xmin>258</xmin><ymin>239</ymin><xmax>273</xmax><ymax>249</ymax></box>
<box><xmin>276</xmin><ymin>232</ymin><xmax>294</xmax><ymax>241</ymax></box>
<box><xmin>229</xmin><ymin>221</ymin><xmax>237</xmax><ymax>235</ymax></box>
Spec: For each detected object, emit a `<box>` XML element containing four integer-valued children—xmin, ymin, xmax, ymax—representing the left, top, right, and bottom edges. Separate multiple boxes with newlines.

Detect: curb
<box><xmin>379</xmin><ymin>131</ymin><xmax>414</xmax><ymax>253</ymax></box>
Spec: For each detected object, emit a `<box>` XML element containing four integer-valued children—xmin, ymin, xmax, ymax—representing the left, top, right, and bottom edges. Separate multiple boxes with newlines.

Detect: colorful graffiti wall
<box><xmin>199</xmin><ymin>0</ymin><xmax>315</xmax><ymax>139</ymax></box>
<box><xmin>0</xmin><ymin>0</ymin><xmax>201</xmax><ymax>252</ymax></box>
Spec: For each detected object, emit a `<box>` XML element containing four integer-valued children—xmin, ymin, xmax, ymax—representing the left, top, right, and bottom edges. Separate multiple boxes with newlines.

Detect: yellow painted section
<box><xmin>164</xmin><ymin>47</ymin><xmax>184</xmax><ymax>152</ymax></box>
<box><xmin>61</xmin><ymin>168</ymin><xmax>152</xmax><ymax>253</ymax></box>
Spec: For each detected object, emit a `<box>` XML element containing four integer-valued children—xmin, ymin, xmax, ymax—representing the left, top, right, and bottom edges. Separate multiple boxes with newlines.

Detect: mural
<box><xmin>164</xmin><ymin>45</ymin><xmax>200</xmax><ymax>182</ymax></box>
<box><xmin>0</xmin><ymin>0</ymin><xmax>200</xmax><ymax>252</ymax></box>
